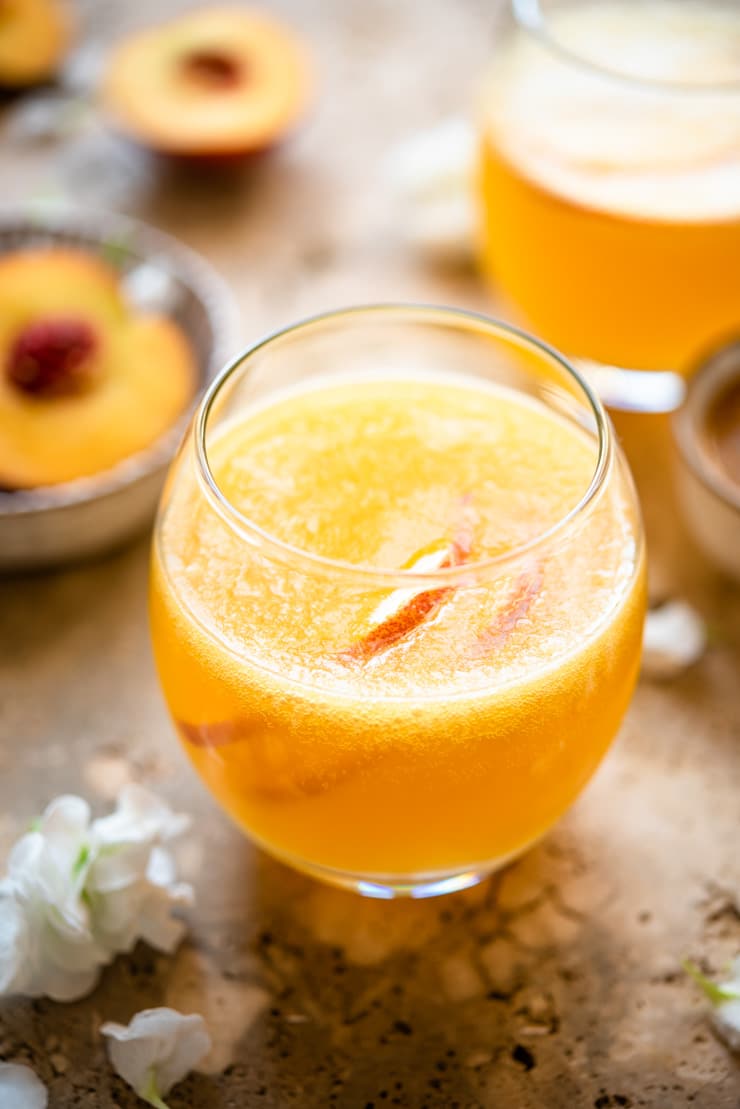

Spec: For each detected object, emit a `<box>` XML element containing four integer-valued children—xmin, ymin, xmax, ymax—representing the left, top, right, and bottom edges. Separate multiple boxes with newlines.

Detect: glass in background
<box><xmin>478</xmin><ymin>0</ymin><xmax>740</xmax><ymax>413</ymax></box>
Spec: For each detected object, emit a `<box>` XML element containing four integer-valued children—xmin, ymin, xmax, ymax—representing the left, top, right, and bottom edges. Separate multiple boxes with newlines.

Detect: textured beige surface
<box><xmin>1</xmin><ymin>1</ymin><xmax>740</xmax><ymax>1106</ymax></box>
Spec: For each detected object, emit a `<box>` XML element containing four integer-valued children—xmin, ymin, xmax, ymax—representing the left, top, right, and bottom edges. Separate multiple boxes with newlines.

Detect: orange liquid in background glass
<box><xmin>479</xmin><ymin>0</ymin><xmax>740</xmax><ymax>372</ymax></box>
<box><xmin>151</xmin><ymin>374</ymin><xmax>645</xmax><ymax>880</ymax></box>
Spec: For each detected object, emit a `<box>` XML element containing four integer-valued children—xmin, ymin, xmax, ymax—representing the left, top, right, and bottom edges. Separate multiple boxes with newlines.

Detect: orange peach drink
<box><xmin>479</xmin><ymin>0</ymin><xmax>740</xmax><ymax>373</ymax></box>
<box><xmin>151</xmin><ymin>364</ymin><xmax>645</xmax><ymax>892</ymax></box>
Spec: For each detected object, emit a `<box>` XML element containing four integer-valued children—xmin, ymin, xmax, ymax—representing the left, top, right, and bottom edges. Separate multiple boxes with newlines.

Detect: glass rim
<box><xmin>194</xmin><ymin>304</ymin><xmax>613</xmax><ymax>586</ymax></box>
<box><xmin>511</xmin><ymin>0</ymin><xmax>740</xmax><ymax>96</ymax></box>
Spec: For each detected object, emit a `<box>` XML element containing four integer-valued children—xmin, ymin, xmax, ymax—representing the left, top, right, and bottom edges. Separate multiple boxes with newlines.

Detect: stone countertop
<box><xmin>1</xmin><ymin>1</ymin><xmax>739</xmax><ymax>1106</ymax></box>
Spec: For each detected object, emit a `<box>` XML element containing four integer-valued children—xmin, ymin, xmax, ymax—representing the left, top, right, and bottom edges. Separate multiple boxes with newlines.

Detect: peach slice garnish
<box><xmin>466</xmin><ymin>561</ymin><xmax>544</xmax><ymax>660</ymax></box>
<box><xmin>178</xmin><ymin>719</ymin><xmax>239</xmax><ymax>749</ymax></box>
<box><xmin>339</xmin><ymin>494</ymin><xmax>476</xmax><ymax>664</ymax></box>
<box><xmin>177</xmin><ymin>717</ymin><xmax>365</xmax><ymax>801</ymax></box>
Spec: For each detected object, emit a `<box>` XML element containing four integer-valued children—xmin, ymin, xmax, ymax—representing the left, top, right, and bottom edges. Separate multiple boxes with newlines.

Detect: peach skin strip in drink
<box><xmin>339</xmin><ymin>494</ymin><xmax>476</xmax><ymax>664</ymax></box>
<box><xmin>466</xmin><ymin>561</ymin><xmax>544</xmax><ymax>661</ymax></box>
<box><xmin>177</xmin><ymin>718</ymin><xmax>349</xmax><ymax>800</ymax></box>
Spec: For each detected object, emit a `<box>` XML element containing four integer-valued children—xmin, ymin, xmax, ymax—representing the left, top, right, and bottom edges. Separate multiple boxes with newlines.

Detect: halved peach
<box><xmin>0</xmin><ymin>249</ymin><xmax>127</xmax><ymax>330</ymax></box>
<box><xmin>101</xmin><ymin>7</ymin><xmax>311</xmax><ymax>160</ymax></box>
<box><xmin>0</xmin><ymin>0</ymin><xmax>71</xmax><ymax>88</ymax></box>
<box><xmin>0</xmin><ymin>248</ymin><xmax>197</xmax><ymax>488</ymax></box>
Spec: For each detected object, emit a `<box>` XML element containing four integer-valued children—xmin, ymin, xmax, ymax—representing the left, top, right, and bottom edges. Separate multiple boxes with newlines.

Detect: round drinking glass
<box><xmin>150</xmin><ymin>305</ymin><xmax>646</xmax><ymax>899</ymax></box>
<box><xmin>478</xmin><ymin>0</ymin><xmax>740</xmax><ymax>413</ymax></box>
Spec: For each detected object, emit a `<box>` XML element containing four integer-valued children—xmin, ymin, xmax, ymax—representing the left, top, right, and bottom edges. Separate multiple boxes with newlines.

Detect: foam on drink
<box><xmin>483</xmin><ymin>0</ymin><xmax>740</xmax><ymax>221</ymax></box>
<box><xmin>156</xmin><ymin>373</ymin><xmax>638</xmax><ymax>698</ymax></box>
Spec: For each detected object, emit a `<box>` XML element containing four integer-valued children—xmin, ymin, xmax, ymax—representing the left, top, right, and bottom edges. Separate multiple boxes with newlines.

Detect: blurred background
<box><xmin>1</xmin><ymin>2</ymin><xmax>739</xmax><ymax>1106</ymax></box>
<box><xmin>1</xmin><ymin>0</ymin><xmax>496</xmax><ymax>327</ymax></box>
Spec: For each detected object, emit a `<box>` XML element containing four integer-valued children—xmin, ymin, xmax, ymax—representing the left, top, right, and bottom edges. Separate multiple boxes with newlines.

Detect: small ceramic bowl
<box><xmin>672</xmin><ymin>340</ymin><xmax>740</xmax><ymax>581</ymax></box>
<box><xmin>0</xmin><ymin>207</ymin><xmax>240</xmax><ymax>572</ymax></box>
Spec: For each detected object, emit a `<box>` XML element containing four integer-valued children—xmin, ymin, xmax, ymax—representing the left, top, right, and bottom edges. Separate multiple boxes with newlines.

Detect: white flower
<box><xmin>0</xmin><ymin>785</ymin><xmax>192</xmax><ymax>1001</ymax></box>
<box><xmin>384</xmin><ymin>117</ymin><xmax>476</xmax><ymax>263</ymax></box>
<box><xmin>685</xmin><ymin>957</ymin><xmax>740</xmax><ymax>1051</ymax></box>
<box><xmin>0</xmin><ymin>1063</ymin><xmax>48</xmax><ymax>1109</ymax></box>
<box><xmin>102</xmin><ymin>1008</ymin><xmax>211</xmax><ymax>1108</ymax></box>
<box><xmin>87</xmin><ymin>786</ymin><xmax>192</xmax><ymax>957</ymax></box>
<box><xmin>0</xmin><ymin>796</ymin><xmax>108</xmax><ymax>1001</ymax></box>
<box><xmin>642</xmin><ymin>599</ymin><xmax>706</xmax><ymax>679</ymax></box>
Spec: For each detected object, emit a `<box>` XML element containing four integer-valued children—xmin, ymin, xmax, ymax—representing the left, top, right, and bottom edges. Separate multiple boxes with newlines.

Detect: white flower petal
<box><xmin>7</xmin><ymin>835</ymin><xmax>44</xmax><ymax>886</ymax></box>
<box><xmin>406</xmin><ymin>196</ymin><xmax>476</xmax><ymax>264</ymax></box>
<box><xmin>89</xmin><ymin>843</ymin><xmax>153</xmax><ymax>892</ymax></box>
<box><xmin>713</xmin><ymin>999</ymin><xmax>740</xmax><ymax>1052</ymax></box>
<box><xmin>146</xmin><ymin>847</ymin><xmax>176</xmax><ymax>888</ymax></box>
<box><xmin>385</xmin><ymin>117</ymin><xmax>475</xmax><ymax>199</ymax></box>
<box><xmin>136</xmin><ymin>892</ymin><xmax>189</xmax><ymax>954</ymax></box>
<box><xmin>154</xmin><ymin>1013</ymin><xmax>210</xmax><ymax>1094</ymax></box>
<box><xmin>40</xmin><ymin>911</ymin><xmax>104</xmax><ymax>975</ymax></box>
<box><xmin>102</xmin><ymin>1008</ymin><xmax>211</xmax><ymax>1098</ymax></box>
<box><xmin>687</xmin><ymin>955</ymin><xmax>740</xmax><ymax>1055</ymax></box>
<box><xmin>384</xmin><ymin>117</ymin><xmax>476</xmax><ymax>264</ymax></box>
<box><xmin>31</xmin><ymin>959</ymin><xmax>101</xmax><ymax>1004</ymax></box>
<box><xmin>0</xmin><ymin>887</ymin><xmax>30</xmax><ymax>995</ymax></box>
<box><xmin>39</xmin><ymin>795</ymin><xmax>91</xmax><ymax>846</ymax></box>
<box><xmin>93</xmin><ymin>785</ymin><xmax>190</xmax><ymax>847</ymax></box>
<box><xmin>42</xmin><ymin>894</ymin><xmax>91</xmax><ymax>942</ymax></box>
<box><xmin>0</xmin><ymin>1063</ymin><xmax>48</xmax><ymax>1109</ymax></box>
<box><xmin>642</xmin><ymin>600</ymin><xmax>706</xmax><ymax>679</ymax></box>
<box><xmin>92</xmin><ymin>886</ymin><xmax>152</xmax><ymax>954</ymax></box>
<box><xmin>0</xmin><ymin>786</ymin><xmax>192</xmax><ymax>1001</ymax></box>
<box><xmin>87</xmin><ymin>849</ymin><xmax>192</xmax><ymax>956</ymax></box>
<box><xmin>102</xmin><ymin>1019</ymin><xmax>162</xmax><ymax>1093</ymax></box>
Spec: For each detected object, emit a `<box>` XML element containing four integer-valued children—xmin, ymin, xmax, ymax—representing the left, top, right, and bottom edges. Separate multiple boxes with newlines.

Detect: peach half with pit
<box><xmin>0</xmin><ymin>248</ymin><xmax>197</xmax><ymax>488</ymax></box>
<box><xmin>0</xmin><ymin>0</ymin><xmax>71</xmax><ymax>88</ymax></box>
<box><xmin>101</xmin><ymin>7</ymin><xmax>311</xmax><ymax>160</ymax></box>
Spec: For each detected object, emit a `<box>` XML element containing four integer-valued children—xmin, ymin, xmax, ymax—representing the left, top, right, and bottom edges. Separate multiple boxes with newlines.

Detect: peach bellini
<box><xmin>150</xmin><ymin>308</ymin><xmax>646</xmax><ymax>898</ymax></box>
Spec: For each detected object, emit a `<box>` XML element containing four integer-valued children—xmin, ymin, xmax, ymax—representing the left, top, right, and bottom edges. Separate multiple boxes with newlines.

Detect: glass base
<box><xmin>267</xmin><ymin>847</ymin><xmax>524</xmax><ymax>899</ymax></box>
<box><xmin>574</xmin><ymin>358</ymin><xmax>686</xmax><ymax>414</ymax></box>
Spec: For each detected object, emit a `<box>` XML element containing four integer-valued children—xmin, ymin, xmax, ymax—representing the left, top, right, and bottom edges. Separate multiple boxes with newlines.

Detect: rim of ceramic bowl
<box><xmin>672</xmin><ymin>338</ymin><xmax>740</xmax><ymax>513</ymax></box>
<box><xmin>194</xmin><ymin>303</ymin><xmax>615</xmax><ymax>587</ymax></box>
<box><xmin>0</xmin><ymin>205</ymin><xmax>240</xmax><ymax>516</ymax></box>
<box><xmin>511</xmin><ymin>0</ymin><xmax>740</xmax><ymax>96</ymax></box>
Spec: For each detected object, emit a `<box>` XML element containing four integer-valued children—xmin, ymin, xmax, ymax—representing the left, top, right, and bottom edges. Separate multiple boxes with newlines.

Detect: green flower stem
<box><xmin>72</xmin><ymin>844</ymin><xmax>90</xmax><ymax>878</ymax></box>
<box><xmin>140</xmin><ymin>1068</ymin><xmax>170</xmax><ymax>1109</ymax></box>
<box><xmin>683</xmin><ymin>959</ymin><xmax>738</xmax><ymax>1006</ymax></box>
